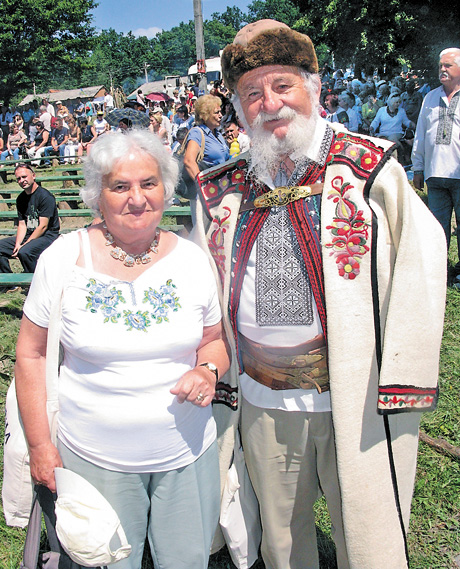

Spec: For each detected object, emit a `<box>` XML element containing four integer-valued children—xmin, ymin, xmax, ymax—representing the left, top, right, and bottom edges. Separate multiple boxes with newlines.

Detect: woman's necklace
<box><xmin>103</xmin><ymin>224</ymin><xmax>160</xmax><ymax>267</ymax></box>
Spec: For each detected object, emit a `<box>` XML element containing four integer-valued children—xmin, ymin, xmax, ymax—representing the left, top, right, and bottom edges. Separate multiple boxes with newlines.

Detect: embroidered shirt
<box><xmin>23</xmin><ymin>233</ymin><xmax>221</xmax><ymax>473</ymax></box>
<box><xmin>412</xmin><ymin>86</ymin><xmax>460</xmax><ymax>180</ymax></box>
<box><xmin>238</xmin><ymin>120</ymin><xmax>333</xmax><ymax>413</ymax></box>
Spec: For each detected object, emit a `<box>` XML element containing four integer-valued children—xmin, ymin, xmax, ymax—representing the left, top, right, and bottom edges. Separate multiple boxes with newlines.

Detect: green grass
<box><xmin>0</xmin><ymin>237</ymin><xmax>459</xmax><ymax>569</ymax></box>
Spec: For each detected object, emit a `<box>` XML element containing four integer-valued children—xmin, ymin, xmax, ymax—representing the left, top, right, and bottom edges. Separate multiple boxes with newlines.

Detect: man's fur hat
<box><xmin>221</xmin><ymin>19</ymin><xmax>318</xmax><ymax>93</ymax></box>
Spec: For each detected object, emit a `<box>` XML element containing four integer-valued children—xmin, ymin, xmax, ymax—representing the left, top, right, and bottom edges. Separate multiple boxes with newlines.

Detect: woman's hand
<box><xmin>170</xmin><ymin>365</ymin><xmax>216</xmax><ymax>407</ymax></box>
<box><xmin>170</xmin><ymin>322</ymin><xmax>229</xmax><ymax>407</ymax></box>
<box><xmin>29</xmin><ymin>441</ymin><xmax>62</xmax><ymax>492</ymax></box>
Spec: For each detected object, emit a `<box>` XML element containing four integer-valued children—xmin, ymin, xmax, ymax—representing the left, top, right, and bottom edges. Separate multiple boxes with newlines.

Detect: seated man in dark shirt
<box><xmin>43</xmin><ymin>116</ymin><xmax>69</xmax><ymax>165</ymax></box>
<box><xmin>0</xmin><ymin>163</ymin><xmax>60</xmax><ymax>282</ymax></box>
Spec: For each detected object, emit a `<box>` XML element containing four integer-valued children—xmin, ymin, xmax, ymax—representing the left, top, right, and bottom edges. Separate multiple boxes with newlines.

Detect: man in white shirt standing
<box><xmin>412</xmin><ymin>48</ymin><xmax>460</xmax><ymax>281</ymax></box>
<box><xmin>104</xmin><ymin>89</ymin><xmax>115</xmax><ymax>113</ymax></box>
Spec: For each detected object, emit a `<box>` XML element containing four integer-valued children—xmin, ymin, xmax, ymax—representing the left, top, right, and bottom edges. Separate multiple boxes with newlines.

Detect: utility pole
<box><xmin>144</xmin><ymin>62</ymin><xmax>150</xmax><ymax>84</ymax></box>
<box><xmin>193</xmin><ymin>0</ymin><xmax>207</xmax><ymax>94</ymax></box>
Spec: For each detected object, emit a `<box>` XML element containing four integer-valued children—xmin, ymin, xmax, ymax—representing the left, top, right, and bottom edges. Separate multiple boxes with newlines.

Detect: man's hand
<box><xmin>413</xmin><ymin>173</ymin><xmax>424</xmax><ymax>191</ymax></box>
<box><xmin>12</xmin><ymin>243</ymin><xmax>21</xmax><ymax>257</ymax></box>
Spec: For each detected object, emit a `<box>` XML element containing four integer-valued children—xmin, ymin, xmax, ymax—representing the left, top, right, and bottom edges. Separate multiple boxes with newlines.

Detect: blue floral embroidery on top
<box><xmin>143</xmin><ymin>279</ymin><xmax>181</xmax><ymax>323</ymax></box>
<box><xmin>85</xmin><ymin>278</ymin><xmax>181</xmax><ymax>328</ymax></box>
<box><xmin>123</xmin><ymin>310</ymin><xmax>151</xmax><ymax>332</ymax></box>
<box><xmin>86</xmin><ymin>278</ymin><xmax>126</xmax><ymax>323</ymax></box>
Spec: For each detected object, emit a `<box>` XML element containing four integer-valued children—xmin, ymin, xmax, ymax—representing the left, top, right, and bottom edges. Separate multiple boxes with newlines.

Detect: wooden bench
<box><xmin>1</xmin><ymin>187</ymin><xmax>82</xmax><ymax>197</ymax></box>
<box><xmin>0</xmin><ymin>273</ymin><xmax>34</xmax><ymax>288</ymax></box>
<box><xmin>0</xmin><ymin>205</ymin><xmax>191</xmax><ymax>221</ymax></box>
<box><xmin>0</xmin><ymin>196</ymin><xmax>81</xmax><ymax>205</ymax></box>
<box><xmin>0</xmin><ymin>218</ymin><xmax>189</xmax><ymax>288</ymax></box>
<box><xmin>0</xmin><ymin>168</ymin><xmax>84</xmax><ymax>185</ymax></box>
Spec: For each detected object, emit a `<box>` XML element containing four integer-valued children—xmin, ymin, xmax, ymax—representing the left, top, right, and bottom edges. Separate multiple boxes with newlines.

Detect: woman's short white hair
<box><xmin>81</xmin><ymin>129</ymin><xmax>179</xmax><ymax>213</ymax></box>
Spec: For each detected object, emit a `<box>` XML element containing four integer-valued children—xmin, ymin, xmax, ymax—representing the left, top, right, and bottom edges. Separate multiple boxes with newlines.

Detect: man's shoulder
<box><xmin>34</xmin><ymin>185</ymin><xmax>56</xmax><ymax>201</ymax></box>
<box><xmin>423</xmin><ymin>86</ymin><xmax>442</xmax><ymax>102</ymax></box>
<box><xmin>197</xmin><ymin>154</ymin><xmax>249</xmax><ymax>211</ymax></box>
<box><xmin>326</xmin><ymin>126</ymin><xmax>395</xmax><ymax>177</ymax></box>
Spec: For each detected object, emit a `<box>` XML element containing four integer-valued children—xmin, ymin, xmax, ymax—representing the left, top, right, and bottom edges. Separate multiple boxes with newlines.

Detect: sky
<box><xmin>91</xmin><ymin>0</ymin><xmax>251</xmax><ymax>39</ymax></box>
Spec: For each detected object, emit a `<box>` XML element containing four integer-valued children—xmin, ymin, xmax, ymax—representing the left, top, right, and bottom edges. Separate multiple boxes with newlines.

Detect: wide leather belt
<box><xmin>239</xmin><ymin>333</ymin><xmax>329</xmax><ymax>393</ymax></box>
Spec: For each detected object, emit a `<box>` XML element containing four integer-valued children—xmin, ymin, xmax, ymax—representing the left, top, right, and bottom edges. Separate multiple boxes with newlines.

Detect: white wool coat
<box><xmin>193</xmin><ymin>125</ymin><xmax>447</xmax><ymax>568</ymax></box>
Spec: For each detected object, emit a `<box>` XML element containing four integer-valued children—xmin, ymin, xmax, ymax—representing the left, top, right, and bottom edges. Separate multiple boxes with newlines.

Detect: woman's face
<box><xmin>205</xmin><ymin>105</ymin><xmax>222</xmax><ymax>130</ymax></box>
<box><xmin>98</xmin><ymin>152</ymin><xmax>165</xmax><ymax>242</ymax></box>
<box><xmin>368</xmin><ymin>94</ymin><xmax>376</xmax><ymax>104</ymax></box>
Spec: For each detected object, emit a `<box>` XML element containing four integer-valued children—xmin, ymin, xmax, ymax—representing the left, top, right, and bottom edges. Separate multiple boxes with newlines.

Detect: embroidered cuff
<box><xmin>377</xmin><ymin>385</ymin><xmax>438</xmax><ymax>414</ymax></box>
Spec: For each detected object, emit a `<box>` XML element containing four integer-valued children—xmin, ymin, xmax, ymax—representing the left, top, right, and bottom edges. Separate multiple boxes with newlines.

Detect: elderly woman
<box><xmin>15</xmin><ymin>129</ymin><xmax>229</xmax><ymax>569</ymax></box>
<box><xmin>183</xmin><ymin>94</ymin><xmax>230</xmax><ymax>223</ymax></box>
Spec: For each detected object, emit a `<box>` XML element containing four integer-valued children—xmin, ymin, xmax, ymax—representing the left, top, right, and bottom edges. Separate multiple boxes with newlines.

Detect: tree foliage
<box><xmin>4</xmin><ymin>0</ymin><xmax>460</xmax><ymax>104</ymax></box>
<box><xmin>290</xmin><ymin>0</ymin><xmax>460</xmax><ymax>79</ymax></box>
<box><xmin>0</xmin><ymin>0</ymin><xmax>96</xmax><ymax>104</ymax></box>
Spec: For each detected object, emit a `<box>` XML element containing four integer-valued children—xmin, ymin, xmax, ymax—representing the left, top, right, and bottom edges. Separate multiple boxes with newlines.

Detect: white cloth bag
<box><xmin>2</xmin><ymin>231</ymin><xmax>80</xmax><ymax>527</ymax></box>
<box><xmin>219</xmin><ymin>432</ymin><xmax>262</xmax><ymax>569</ymax></box>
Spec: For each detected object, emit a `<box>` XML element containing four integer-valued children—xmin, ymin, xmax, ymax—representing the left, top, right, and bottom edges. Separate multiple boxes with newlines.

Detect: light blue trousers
<box><xmin>58</xmin><ymin>440</ymin><xmax>220</xmax><ymax>569</ymax></box>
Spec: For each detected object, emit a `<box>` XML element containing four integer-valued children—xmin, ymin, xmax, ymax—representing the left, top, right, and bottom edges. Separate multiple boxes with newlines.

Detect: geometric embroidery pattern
<box><xmin>436</xmin><ymin>91</ymin><xmax>459</xmax><ymax>145</ymax></box>
<box><xmin>256</xmin><ymin>205</ymin><xmax>313</xmax><ymax>325</ymax></box>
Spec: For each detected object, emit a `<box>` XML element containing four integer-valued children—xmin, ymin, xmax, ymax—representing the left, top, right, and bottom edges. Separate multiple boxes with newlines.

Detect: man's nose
<box><xmin>261</xmin><ymin>87</ymin><xmax>283</xmax><ymax>114</ymax></box>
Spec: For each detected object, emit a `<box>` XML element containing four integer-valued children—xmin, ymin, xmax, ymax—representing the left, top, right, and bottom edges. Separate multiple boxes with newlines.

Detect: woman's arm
<box><xmin>183</xmin><ymin>138</ymin><xmax>201</xmax><ymax>181</ymax></box>
<box><xmin>15</xmin><ymin>315</ymin><xmax>62</xmax><ymax>491</ymax></box>
<box><xmin>170</xmin><ymin>321</ymin><xmax>230</xmax><ymax>407</ymax></box>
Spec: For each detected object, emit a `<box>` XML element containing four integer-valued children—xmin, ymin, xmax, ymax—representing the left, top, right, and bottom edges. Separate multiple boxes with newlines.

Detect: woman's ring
<box><xmin>196</xmin><ymin>392</ymin><xmax>204</xmax><ymax>402</ymax></box>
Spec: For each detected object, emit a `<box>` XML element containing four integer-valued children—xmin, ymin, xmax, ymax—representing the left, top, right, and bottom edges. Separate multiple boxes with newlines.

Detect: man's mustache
<box><xmin>252</xmin><ymin>107</ymin><xmax>298</xmax><ymax>128</ymax></box>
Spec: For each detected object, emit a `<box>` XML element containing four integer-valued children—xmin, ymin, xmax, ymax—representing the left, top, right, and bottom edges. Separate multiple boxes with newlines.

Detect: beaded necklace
<box><xmin>103</xmin><ymin>224</ymin><xmax>160</xmax><ymax>267</ymax></box>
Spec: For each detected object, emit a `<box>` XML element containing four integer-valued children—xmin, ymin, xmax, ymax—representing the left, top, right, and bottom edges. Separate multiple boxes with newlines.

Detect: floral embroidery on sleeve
<box><xmin>208</xmin><ymin>207</ymin><xmax>232</xmax><ymax>284</ymax></box>
<box><xmin>325</xmin><ymin>176</ymin><xmax>370</xmax><ymax>280</ymax></box>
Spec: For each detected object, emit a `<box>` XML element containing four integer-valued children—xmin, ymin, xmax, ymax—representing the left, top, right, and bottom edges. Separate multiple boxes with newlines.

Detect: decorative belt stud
<box><xmin>253</xmin><ymin>186</ymin><xmax>313</xmax><ymax>208</ymax></box>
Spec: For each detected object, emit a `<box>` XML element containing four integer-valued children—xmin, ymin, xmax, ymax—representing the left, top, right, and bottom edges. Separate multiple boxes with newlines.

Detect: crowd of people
<box><xmin>0</xmin><ymin>63</ymin><xmax>435</xmax><ymax>173</ymax></box>
<box><xmin>2</xmin><ymin>21</ymin><xmax>459</xmax><ymax>569</ymax></box>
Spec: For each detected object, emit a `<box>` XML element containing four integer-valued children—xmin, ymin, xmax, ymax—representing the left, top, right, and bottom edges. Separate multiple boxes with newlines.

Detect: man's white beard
<box><xmin>234</xmin><ymin>100</ymin><xmax>319</xmax><ymax>181</ymax></box>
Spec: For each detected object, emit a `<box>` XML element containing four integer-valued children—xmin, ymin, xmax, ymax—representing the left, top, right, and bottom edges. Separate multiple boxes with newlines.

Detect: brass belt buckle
<box><xmin>253</xmin><ymin>186</ymin><xmax>313</xmax><ymax>208</ymax></box>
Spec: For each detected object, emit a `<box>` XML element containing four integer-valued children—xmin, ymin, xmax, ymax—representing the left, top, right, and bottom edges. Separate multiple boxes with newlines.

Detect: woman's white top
<box><xmin>24</xmin><ymin>231</ymin><xmax>222</xmax><ymax>473</ymax></box>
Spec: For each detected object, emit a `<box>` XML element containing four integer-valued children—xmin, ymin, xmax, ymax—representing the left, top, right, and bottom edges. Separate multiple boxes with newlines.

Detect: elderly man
<box><xmin>412</xmin><ymin>48</ymin><xmax>460</xmax><ymax>281</ymax></box>
<box><xmin>193</xmin><ymin>20</ymin><xmax>447</xmax><ymax>569</ymax></box>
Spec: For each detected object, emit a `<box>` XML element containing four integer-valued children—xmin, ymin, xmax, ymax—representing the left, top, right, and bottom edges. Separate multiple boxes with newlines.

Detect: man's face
<box><xmin>224</xmin><ymin>123</ymin><xmax>239</xmax><ymax>143</ymax></box>
<box><xmin>56</xmin><ymin>119</ymin><xmax>63</xmax><ymax>129</ymax></box>
<box><xmin>15</xmin><ymin>167</ymin><xmax>36</xmax><ymax>191</ymax></box>
<box><xmin>236</xmin><ymin>65</ymin><xmax>317</xmax><ymax>140</ymax></box>
<box><xmin>324</xmin><ymin>94</ymin><xmax>337</xmax><ymax>111</ymax></box>
<box><xmin>439</xmin><ymin>52</ymin><xmax>460</xmax><ymax>88</ymax></box>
